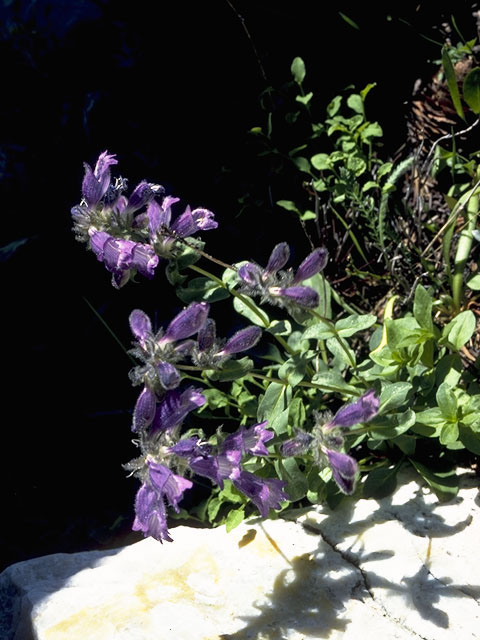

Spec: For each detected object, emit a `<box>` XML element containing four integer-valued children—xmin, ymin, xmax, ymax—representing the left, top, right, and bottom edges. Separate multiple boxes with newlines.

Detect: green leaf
<box><xmin>391</xmin><ymin>434</ymin><xmax>416</xmax><ymax>456</ymax></box>
<box><xmin>413</xmin><ymin>284</ymin><xmax>434</xmax><ymax>332</ymax></box>
<box><xmin>458</xmin><ymin>424</ymin><xmax>480</xmax><ymax>454</ymax></box>
<box><xmin>302</xmin><ymin>319</ymin><xmax>335</xmax><ymax>340</ymax></box>
<box><xmin>378</xmin><ymin>382</ymin><xmax>412</xmax><ymax>413</ymax></box>
<box><xmin>311</xmin><ymin>371</ymin><xmax>358</xmax><ymax>394</ymax></box>
<box><xmin>276</xmin><ymin>200</ymin><xmax>300</xmax><ymax>213</ymax></box>
<box><xmin>362</xmin><ymin>180</ymin><xmax>378</xmax><ymax>192</ymax></box>
<box><xmin>360</xmin><ymin>122</ymin><xmax>383</xmax><ymax>141</ymax></box>
<box><xmin>176</xmin><ymin>277</ymin><xmax>230</xmax><ymax>304</ymax></box>
<box><xmin>257</xmin><ymin>382</ymin><xmax>291</xmax><ymax>435</ymax></box>
<box><xmin>275</xmin><ymin>458</ymin><xmax>308</xmax><ymax>501</ymax></box>
<box><xmin>377</xmin><ymin>162</ymin><xmax>393</xmax><ymax>179</ymax></box>
<box><xmin>0</xmin><ymin>237</ymin><xmax>29</xmax><ymax>262</ymax></box>
<box><xmin>439</xmin><ymin>421</ymin><xmax>459</xmax><ymax>445</ymax></box>
<box><xmin>338</xmin><ymin>11</ymin><xmax>359</xmax><ymax>30</ymax></box>
<box><xmin>326</xmin><ymin>336</ymin><xmax>356</xmax><ymax>367</ymax></box>
<box><xmin>442</xmin><ymin>46</ymin><xmax>465</xmax><ymax>121</ymax></box>
<box><xmin>300</xmin><ymin>210</ymin><xmax>317</xmax><ymax>221</ymax></box>
<box><xmin>266</xmin><ymin>319</ymin><xmax>292</xmax><ymax>336</ymax></box>
<box><xmin>335</xmin><ymin>314</ymin><xmax>377</xmax><ymax>337</ymax></box>
<box><xmin>278</xmin><ymin>355</ymin><xmax>307</xmax><ymax>387</ymax></box>
<box><xmin>386</xmin><ymin>317</ymin><xmax>423</xmax><ymax>349</ymax></box>
<box><xmin>233</xmin><ymin>295</ymin><xmax>269</xmax><ymax>327</ymax></box>
<box><xmin>291</xmin><ymin>57</ymin><xmax>306</xmax><ymax>84</ymax></box>
<box><xmin>466</xmin><ymin>274</ymin><xmax>480</xmax><ymax>290</ymax></box>
<box><xmin>436</xmin><ymin>382</ymin><xmax>458</xmax><ymax>420</ymax></box>
<box><xmin>292</xmin><ymin>156</ymin><xmax>311</xmax><ymax>173</ymax></box>
<box><xmin>362</xmin><ymin>466</ymin><xmax>398</xmax><ymax>499</ymax></box>
<box><xmin>463</xmin><ymin>67</ymin><xmax>480</xmax><ymax>114</ymax></box>
<box><xmin>346</xmin><ymin>155</ymin><xmax>366</xmax><ymax>176</ymax></box>
<box><xmin>225</xmin><ymin>507</ymin><xmax>246</xmax><ymax>532</ymax></box>
<box><xmin>296</xmin><ymin>92</ymin><xmax>313</xmax><ymax>106</ymax></box>
<box><xmin>288</xmin><ymin>396</ymin><xmax>306</xmax><ymax>428</ymax></box>
<box><xmin>368</xmin><ymin>409</ymin><xmax>416</xmax><ymax>439</ymax></box>
<box><xmin>360</xmin><ymin>82</ymin><xmax>376</xmax><ymax>101</ymax></box>
<box><xmin>347</xmin><ymin>93</ymin><xmax>363</xmax><ymax>114</ymax></box>
<box><xmin>327</xmin><ymin>95</ymin><xmax>342</xmax><ymax>117</ymax></box>
<box><xmin>409</xmin><ymin>460</ymin><xmax>459</xmax><ymax>501</ymax></box>
<box><xmin>441</xmin><ymin>310</ymin><xmax>476</xmax><ymax>350</ymax></box>
<box><xmin>201</xmin><ymin>388</ymin><xmax>230</xmax><ymax>410</ymax></box>
<box><xmin>207</xmin><ymin>357</ymin><xmax>254</xmax><ymax>382</ymax></box>
<box><xmin>310</xmin><ymin>153</ymin><xmax>330</xmax><ymax>171</ymax></box>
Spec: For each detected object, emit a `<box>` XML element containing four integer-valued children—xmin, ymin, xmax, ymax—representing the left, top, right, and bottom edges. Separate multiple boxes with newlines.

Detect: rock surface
<box><xmin>1</xmin><ymin>468</ymin><xmax>479</xmax><ymax>640</ymax></box>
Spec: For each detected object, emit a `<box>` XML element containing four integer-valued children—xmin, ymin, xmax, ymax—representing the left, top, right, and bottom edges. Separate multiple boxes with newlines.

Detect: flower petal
<box><xmin>325</xmin><ymin>449</ymin><xmax>358</xmax><ymax>495</ymax></box>
<box><xmin>129</xmin><ymin>309</ymin><xmax>152</xmax><ymax>347</ymax></box>
<box><xmin>157</xmin><ymin>361</ymin><xmax>181</xmax><ymax>390</ymax></box>
<box><xmin>327</xmin><ymin>389</ymin><xmax>380</xmax><ymax>429</ymax></box>
<box><xmin>265</xmin><ymin>242</ymin><xmax>290</xmax><ymax>275</ymax></box>
<box><xmin>160</xmin><ymin>302</ymin><xmax>209</xmax><ymax>344</ymax></box>
<box><xmin>217</xmin><ymin>326</ymin><xmax>262</xmax><ymax>356</ymax></box>
<box><xmin>132</xmin><ymin>385</ymin><xmax>156</xmax><ymax>432</ymax></box>
<box><xmin>291</xmin><ymin>248</ymin><xmax>328</xmax><ymax>284</ymax></box>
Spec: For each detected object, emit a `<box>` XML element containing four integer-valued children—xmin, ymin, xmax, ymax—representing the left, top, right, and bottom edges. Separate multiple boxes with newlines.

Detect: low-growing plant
<box><xmin>71</xmin><ymin>142</ymin><xmax>479</xmax><ymax>543</ymax></box>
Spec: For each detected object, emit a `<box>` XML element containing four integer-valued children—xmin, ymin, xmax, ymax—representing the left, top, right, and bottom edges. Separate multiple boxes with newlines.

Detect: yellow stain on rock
<box><xmin>45</xmin><ymin>546</ymin><xmax>222</xmax><ymax>639</ymax></box>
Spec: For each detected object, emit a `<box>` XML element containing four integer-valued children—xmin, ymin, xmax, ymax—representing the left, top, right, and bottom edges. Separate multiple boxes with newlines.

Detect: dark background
<box><xmin>2</xmin><ymin>0</ymin><xmax>478</xmax><ymax>570</ymax></box>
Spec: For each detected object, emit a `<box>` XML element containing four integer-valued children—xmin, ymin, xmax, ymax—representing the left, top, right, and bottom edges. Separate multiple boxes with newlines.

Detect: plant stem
<box><xmin>452</xmin><ymin>179</ymin><xmax>479</xmax><ymax>312</ymax></box>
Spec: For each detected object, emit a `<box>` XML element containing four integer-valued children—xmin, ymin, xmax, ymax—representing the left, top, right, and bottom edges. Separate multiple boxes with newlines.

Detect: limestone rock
<box><xmin>1</xmin><ymin>468</ymin><xmax>479</xmax><ymax>640</ymax></box>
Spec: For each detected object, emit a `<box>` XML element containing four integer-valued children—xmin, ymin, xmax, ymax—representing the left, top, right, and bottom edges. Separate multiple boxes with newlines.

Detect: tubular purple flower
<box><xmin>222</xmin><ymin>421</ymin><xmax>273</xmax><ymax>457</ymax></box>
<box><xmin>238</xmin><ymin>263</ymin><xmax>262</xmax><ymax>287</ymax></box>
<box><xmin>131</xmin><ymin>243</ymin><xmax>159</xmax><ymax>279</ymax></box>
<box><xmin>217</xmin><ymin>326</ymin><xmax>262</xmax><ymax>356</ymax></box>
<box><xmin>132</xmin><ymin>483</ymin><xmax>172</xmax><ymax>542</ymax></box>
<box><xmin>160</xmin><ymin>303</ymin><xmax>210</xmax><ymax>345</ymax></box>
<box><xmin>157</xmin><ymin>361</ymin><xmax>181</xmax><ymax>390</ymax></box>
<box><xmin>269</xmin><ymin>285</ymin><xmax>319</xmax><ymax>308</ymax></box>
<box><xmin>129</xmin><ymin>309</ymin><xmax>153</xmax><ymax>348</ymax></box>
<box><xmin>291</xmin><ymin>248</ymin><xmax>329</xmax><ymax>285</ymax></box>
<box><xmin>191</xmin><ymin>208</ymin><xmax>218</xmax><ymax>231</ymax></box>
<box><xmin>132</xmin><ymin>385</ymin><xmax>157</xmax><ymax>432</ymax></box>
<box><xmin>281</xmin><ymin>430</ymin><xmax>314</xmax><ymax>457</ymax></box>
<box><xmin>147</xmin><ymin>460</ymin><xmax>193</xmax><ymax>512</ymax></box>
<box><xmin>89</xmin><ymin>230</ymin><xmax>111</xmax><ymax>260</ymax></box>
<box><xmin>327</xmin><ymin>389</ymin><xmax>380</xmax><ymax>429</ymax></box>
<box><xmin>82</xmin><ymin>151</ymin><xmax>117</xmax><ymax>207</ymax></box>
<box><xmin>127</xmin><ymin>181</ymin><xmax>164</xmax><ymax>213</ymax></box>
<box><xmin>264</xmin><ymin>242</ymin><xmax>290</xmax><ymax>276</ymax></box>
<box><xmin>230</xmin><ymin>469</ymin><xmax>288</xmax><ymax>517</ymax></box>
<box><xmin>151</xmin><ymin>387</ymin><xmax>206</xmax><ymax>433</ymax></box>
<box><xmin>324</xmin><ymin>449</ymin><xmax>358</xmax><ymax>495</ymax></box>
<box><xmin>197</xmin><ymin>318</ymin><xmax>217</xmax><ymax>351</ymax></box>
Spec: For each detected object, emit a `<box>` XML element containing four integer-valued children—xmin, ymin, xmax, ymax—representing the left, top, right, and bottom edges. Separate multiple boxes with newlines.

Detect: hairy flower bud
<box><xmin>160</xmin><ymin>303</ymin><xmax>209</xmax><ymax>344</ymax></box>
<box><xmin>291</xmin><ymin>247</ymin><xmax>328</xmax><ymax>284</ymax></box>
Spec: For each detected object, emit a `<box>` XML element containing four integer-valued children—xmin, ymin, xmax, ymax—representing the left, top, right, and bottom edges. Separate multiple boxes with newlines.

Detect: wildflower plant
<box><xmin>72</xmin><ymin>146</ymin><xmax>479</xmax><ymax>543</ymax></box>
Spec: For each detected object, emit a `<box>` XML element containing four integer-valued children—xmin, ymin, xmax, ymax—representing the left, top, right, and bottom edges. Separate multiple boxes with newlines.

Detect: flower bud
<box><xmin>327</xmin><ymin>389</ymin><xmax>380</xmax><ymax>429</ymax></box>
<box><xmin>270</xmin><ymin>285</ymin><xmax>319</xmax><ymax>308</ymax></box>
<box><xmin>264</xmin><ymin>242</ymin><xmax>290</xmax><ymax>276</ymax></box>
<box><xmin>324</xmin><ymin>449</ymin><xmax>358</xmax><ymax>495</ymax></box>
<box><xmin>217</xmin><ymin>326</ymin><xmax>262</xmax><ymax>356</ymax></box>
<box><xmin>160</xmin><ymin>302</ymin><xmax>210</xmax><ymax>344</ymax></box>
<box><xmin>291</xmin><ymin>247</ymin><xmax>328</xmax><ymax>284</ymax></box>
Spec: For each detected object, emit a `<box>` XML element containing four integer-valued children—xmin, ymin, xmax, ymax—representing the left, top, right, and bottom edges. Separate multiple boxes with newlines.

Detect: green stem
<box><xmin>83</xmin><ymin>297</ymin><xmax>136</xmax><ymax>364</ymax></box>
<box><xmin>248</xmin><ymin>371</ymin><xmax>362</xmax><ymax>396</ymax></box>
<box><xmin>452</xmin><ymin>181</ymin><xmax>479</xmax><ymax>312</ymax></box>
<box><xmin>310</xmin><ymin>310</ymin><xmax>356</xmax><ymax>369</ymax></box>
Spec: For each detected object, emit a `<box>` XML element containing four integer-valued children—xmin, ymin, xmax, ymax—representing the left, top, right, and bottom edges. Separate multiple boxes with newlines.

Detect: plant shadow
<box><xmin>220</xmin><ymin>470</ymin><xmax>479</xmax><ymax>639</ymax></box>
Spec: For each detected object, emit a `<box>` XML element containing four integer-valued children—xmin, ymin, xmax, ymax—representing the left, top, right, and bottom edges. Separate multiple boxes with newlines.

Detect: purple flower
<box><xmin>129</xmin><ymin>309</ymin><xmax>153</xmax><ymax>349</ymax></box>
<box><xmin>269</xmin><ymin>285</ymin><xmax>319</xmax><ymax>309</ymax></box>
<box><xmin>159</xmin><ymin>303</ymin><xmax>210</xmax><ymax>345</ymax></box>
<box><xmin>151</xmin><ymin>387</ymin><xmax>206</xmax><ymax>433</ymax></box>
<box><xmin>171</xmin><ymin>421</ymin><xmax>288</xmax><ymax>516</ymax></box>
<box><xmin>264</xmin><ymin>242</ymin><xmax>290</xmax><ymax>276</ymax></box>
<box><xmin>229</xmin><ymin>469</ymin><xmax>288</xmax><ymax>517</ymax></box>
<box><xmin>324</xmin><ymin>449</ymin><xmax>358</xmax><ymax>495</ymax></box>
<box><xmin>291</xmin><ymin>248</ymin><xmax>329</xmax><ymax>285</ymax></box>
<box><xmin>222</xmin><ymin>421</ymin><xmax>273</xmax><ymax>457</ymax></box>
<box><xmin>132</xmin><ymin>385</ymin><xmax>157</xmax><ymax>433</ymax></box>
<box><xmin>327</xmin><ymin>390</ymin><xmax>380</xmax><ymax>429</ymax></box>
<box><xmin>148</xmin><ymin>197</ymin><xmax>218</xmax><ymax>255</ymax></box>
<box><xmin>237</xmin><ymin>243</ymin><xmax>327</xmax><ymax>312</ymax></box>
<box><xmin>132</xmin><ymin>460</ymin><xmax>193</xmax><ymax>543</ymax></box>
<box><xmin>127</xmin><ymin>181</ymin><xmax>164</xmax><ymax>213</ymax></box>
<box><xmin>89</xmin><ymin>230</ymin><xmax>158</xmax><ymax>288</ymax></box>
<box><xmin>216</xmin><ymin>326</ymin><xmax>262</xmax><ymax>356</ymax></box>
<box><xmin>82</xmin><ymin>150</ymin><xmax>117</xmax><ymax>207</ymax></box>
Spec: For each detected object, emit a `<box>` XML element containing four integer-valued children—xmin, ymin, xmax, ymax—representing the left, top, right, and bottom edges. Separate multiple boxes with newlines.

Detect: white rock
<box><xmin>1</xmin><ymin>468</ymin><xmax>479</xmax><ymax>640</ymax></box>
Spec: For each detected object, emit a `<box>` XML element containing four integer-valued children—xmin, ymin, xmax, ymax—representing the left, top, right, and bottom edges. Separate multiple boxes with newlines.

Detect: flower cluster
<box><xmin>127</xmin><ymin>386</ymin><xmax>287</xmax><ymax>542</ymax></box>
<box><xmin>128</xmin><ymin>302</ymin><xmax>261</xmax><ymax>431</ymax></box>
<box><xmin>282</xmin><ymin>390</ymin><xmax>380</xmax><ymax>494</ymax></box>
<box><xmin>237</xmin><ymin>242</ymin><xmax>328</xmax><ymax>311</ymax></box>
<box><xmin>71</xmin><ymin>151</ymin><xmax>218</xmax><ymax>288</ymax></box>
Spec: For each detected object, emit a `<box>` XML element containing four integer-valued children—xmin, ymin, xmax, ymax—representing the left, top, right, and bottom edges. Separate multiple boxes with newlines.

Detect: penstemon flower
<box><xmin>282</xmin><ymin>390</ymin><xmax>380</xmax><ymax>495</ymax></box>
<box><xmin>71</xmin><ymin>151</ymin><xmax>218</xmax><ymax>287</ymax></box>
<box><xmin>237</xmin><ymin>243</ymin><xmax>328</xmax><ymax>311</ymax></box>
